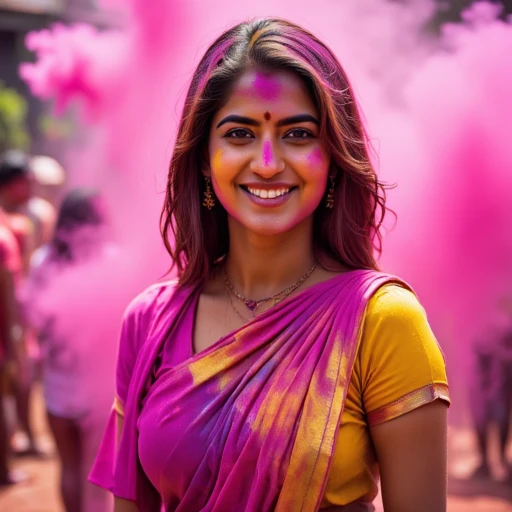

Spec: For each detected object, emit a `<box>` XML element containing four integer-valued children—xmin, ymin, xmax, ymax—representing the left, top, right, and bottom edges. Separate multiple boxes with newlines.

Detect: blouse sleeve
<box><xmin>359</xmin><ymin>284</ymin><xmax>450</xmax><ymax>426</ymax></box>
<box><xmin>88</xmin><ymin>291</ymin><xmax>151</xmax><ymax>497</ymax></box>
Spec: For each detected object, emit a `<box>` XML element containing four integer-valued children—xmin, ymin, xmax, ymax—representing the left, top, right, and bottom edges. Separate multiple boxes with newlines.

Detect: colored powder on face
<box><xmin>252</xmin><ymin>72</ymin><xmax>281</xmax><ymax>101</ymax></box>
<box><xmin>211</xmin><ymin>149</ymin><xmax>223</xmax><ymax>172</ymax></box>
<box><xmin>307</xmin><ymin>148</ymin><xmax>323</xmax><ymax>169</ymax></box>
<box><xmin>262</xmin><ymin>141</ymin><xmax>272</xmax><ymax>166</ymax></box>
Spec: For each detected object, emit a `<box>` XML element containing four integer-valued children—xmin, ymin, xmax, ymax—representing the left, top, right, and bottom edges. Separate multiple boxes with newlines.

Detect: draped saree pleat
<box><xmin>92</xmin><ymin>270</ymin><xmax>409</xmax><ymax>511</ymax></box>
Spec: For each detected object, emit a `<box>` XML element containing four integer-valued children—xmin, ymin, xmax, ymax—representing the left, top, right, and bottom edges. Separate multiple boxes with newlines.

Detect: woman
<box><xmin>90</xmin><ymin>18</ymin><xmax>450</xmax><ymax>511</ymax></box>
<box><xmin>24</xmin><ymin>188</ymin><xmax>116</xmax><ymax>512</ymax></box>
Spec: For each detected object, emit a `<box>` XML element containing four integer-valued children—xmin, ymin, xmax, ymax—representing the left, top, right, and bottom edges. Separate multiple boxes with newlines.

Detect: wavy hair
<box><xmin>161</xmin><ymin>18</ymin><xmax>390</xmax><ymax>288</ymax></box>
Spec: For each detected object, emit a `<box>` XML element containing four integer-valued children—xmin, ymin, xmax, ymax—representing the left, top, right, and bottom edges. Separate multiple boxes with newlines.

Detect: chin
<box><xmin>238</xmin><ymin>215</ymin><xmax>311</xmax><ymax>237</ymax></box>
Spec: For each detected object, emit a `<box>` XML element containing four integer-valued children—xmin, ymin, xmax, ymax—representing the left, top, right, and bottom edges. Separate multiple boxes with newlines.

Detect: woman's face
<box><xmin>207</xmin><ymin>69</ymin><xmax>330</xmax><ymax>237</ymax></box>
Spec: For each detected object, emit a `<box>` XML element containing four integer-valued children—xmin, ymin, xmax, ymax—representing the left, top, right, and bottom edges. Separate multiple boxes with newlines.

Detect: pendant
<box><xmin>245</xmin><ymin>300</ymin><xmax>258</xmax><ymax>314</ymax></box>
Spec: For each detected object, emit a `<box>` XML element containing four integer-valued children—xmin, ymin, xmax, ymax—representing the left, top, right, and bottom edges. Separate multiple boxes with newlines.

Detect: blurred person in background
<box><xmin>0</xmin><ymin>150</ymin><xmax>44</xmax><ymax>458</ymax></box>
<box><xmin>0</xmin><ymin>150</ymin><xmax>34</xmax><ymax>273</ymax></box>
<box><xmin>469</xmin><ymin>296</ymin><xmax>512</xmax><ymax>482</ymax></box>
<box><xmin>23</xmin><ymin>188</ymin><xmax>116</xmax><ymax>512</ymax></box>
<box><xmin>16</xmin><ymin>155</ymin><xmax>65</xmax><ymax>457</ymax></box>
<box><xmin>24</xmin><ymin>155</ymin><xmax>66</xmax><ymax>249</ymax></box>
<box><xmin>0</xmin><ymin>210</ymin><xmax>24</xmax><ymax>486</ymax></box>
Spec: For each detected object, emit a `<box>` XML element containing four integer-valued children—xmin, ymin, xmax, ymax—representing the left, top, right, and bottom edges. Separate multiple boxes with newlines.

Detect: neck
<box><xmin>224</xmin><ymin>217</ymin><xmax>317</xmax><ymax>300</ymax></box>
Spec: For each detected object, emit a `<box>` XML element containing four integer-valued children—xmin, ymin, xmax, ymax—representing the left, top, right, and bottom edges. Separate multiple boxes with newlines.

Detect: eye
<box><xmin>224</xmin><ymin>128</ymin><xmax>254</xmax><ymax>139</ymax></box>
<box><xmin>284</xmin><ymin>128</ymin><xmax>314</xmax><ymax>140</ymax></box>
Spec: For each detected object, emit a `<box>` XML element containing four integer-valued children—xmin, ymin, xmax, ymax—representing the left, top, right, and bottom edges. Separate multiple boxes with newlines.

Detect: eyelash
<box><xmin>224</xmin><ymin>128</ymin><xmax>314</xmax><ymax>140</ymax></box>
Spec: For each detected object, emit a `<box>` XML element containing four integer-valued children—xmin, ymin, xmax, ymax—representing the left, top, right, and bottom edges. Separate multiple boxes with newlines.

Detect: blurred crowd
<box><xmin>0</xmin><ymin>149</ymin><xmax>114</xmax><ymax>511</ymax></box>
<box><xmin>469</xmin><ymin>300</ymin><xmax>512</xmax><ymax>481</ymax></box>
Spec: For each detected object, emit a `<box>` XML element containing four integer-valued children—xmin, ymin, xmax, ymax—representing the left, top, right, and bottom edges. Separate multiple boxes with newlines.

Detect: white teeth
<box><xmin>246</xmin><ymin>187</ymin><xmax>290</xmax><ymax>198</ymax></box>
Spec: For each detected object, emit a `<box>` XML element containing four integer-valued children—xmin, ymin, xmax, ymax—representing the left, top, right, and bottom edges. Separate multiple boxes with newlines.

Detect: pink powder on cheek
<box><xmin>307</xmin><ymin>148</ymin><xmax>324</xmax><ymax>169</ymax></box>
<box><xmin>252</xmin><ymin>72</ymin><xmax>281</xmax><ymax>101</ymax></box>
<box><xmin>262</xmin><ymin>141</ymin><xmax>272</xmax><ymax>166</ymax></box>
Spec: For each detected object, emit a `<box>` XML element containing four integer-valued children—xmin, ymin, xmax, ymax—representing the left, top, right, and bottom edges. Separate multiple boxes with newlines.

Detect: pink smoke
<box><xmin>19</xmin><ymin>23</ymin><xmax>127</xmax><ymax>120</ymax></box>
<box><xmin>374</xmin><ymin>3</ymin><xmax>512</xmax><ymax>421</ymax></box>
<box><xmin>19</xmin><ymin>1</ymin><xmax>512</xmax><ymax>429</ymax></box>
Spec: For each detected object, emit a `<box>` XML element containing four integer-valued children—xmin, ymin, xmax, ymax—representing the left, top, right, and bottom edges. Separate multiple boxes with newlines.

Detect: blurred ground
<box><xmin>0</xmin><ymin>385</ymin><xmax>510</xmax><ymax>511</ymax></box>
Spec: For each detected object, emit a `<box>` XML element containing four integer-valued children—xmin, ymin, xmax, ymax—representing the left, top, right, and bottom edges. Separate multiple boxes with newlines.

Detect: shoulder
<box><xmin>361</xmin><ymin>283</ymin><xmax>436</xmax><ymax>356</ymax></box>
<box><xmin>122</xmin><ymin>278</ymin><xmax>180</xmax><ymax>328</ymax></box>
<box><xmin>360</xmin><ymin>282</ymin><xmax>436</xmax><ymax>365</ymax></box>
<box><xmin>115</xmin><ymin>278</ymin><xmax>182</xmax><ymax>401</ymax></box>
<box><xmin>366</xmin><ymin>283</ymin><xmax>424</xmax><ymax>321</ymax></box>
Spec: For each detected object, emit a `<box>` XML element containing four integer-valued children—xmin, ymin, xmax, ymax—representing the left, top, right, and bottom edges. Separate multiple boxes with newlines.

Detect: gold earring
<box><xmin>202</xmin><ymin>176</ymin><xmax>215</xmax><ymax>210</ymax></box>
<box><xmin>326</xmin><ymin>175</ymin><xmax>335</xmax><ymax>209</ymax></box>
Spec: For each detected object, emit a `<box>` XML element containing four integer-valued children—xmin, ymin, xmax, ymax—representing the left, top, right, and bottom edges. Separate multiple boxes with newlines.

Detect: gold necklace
<box><xmin>224</xmin><ymin>261</ymin><xmax>318</xmax><ymax>317</ymax></box>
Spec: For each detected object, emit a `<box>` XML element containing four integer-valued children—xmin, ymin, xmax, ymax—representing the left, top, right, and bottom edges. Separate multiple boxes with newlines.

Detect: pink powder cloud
<box><xmin>19</xmin><ymin>23</ymin><xmax>127</xmax><ymax>120</ymax></box>
<box><xmin>19</xmin><ymin>0</ymin><xmax>512</xmax><ymax>427</ymax></box>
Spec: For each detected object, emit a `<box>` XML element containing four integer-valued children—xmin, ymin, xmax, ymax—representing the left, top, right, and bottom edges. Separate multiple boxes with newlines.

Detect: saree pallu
<box><xmin>90</xmin><ymin>270</ymin><xmax>408</xmax><ymax>511</ymax></box>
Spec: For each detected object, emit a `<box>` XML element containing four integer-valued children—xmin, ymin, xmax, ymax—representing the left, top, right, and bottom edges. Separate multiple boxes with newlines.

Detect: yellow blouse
<box><xmin>321</xmin><ymin>284</ymin><xmax>450</xmax><ymax>507</ymax></box>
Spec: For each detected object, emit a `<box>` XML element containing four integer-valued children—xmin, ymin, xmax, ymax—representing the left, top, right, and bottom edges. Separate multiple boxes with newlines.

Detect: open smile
<box><xmin>239</xmin><ymin>184</ymin><xmax>298</xmax><ymax>206</ymax></box>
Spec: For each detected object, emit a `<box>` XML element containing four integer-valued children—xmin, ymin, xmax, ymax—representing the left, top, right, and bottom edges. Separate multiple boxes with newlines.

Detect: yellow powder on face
<box><xmin>211</xmin><ymin>149</ymin><xmax>223</xmax><ymax>171</ymax></box>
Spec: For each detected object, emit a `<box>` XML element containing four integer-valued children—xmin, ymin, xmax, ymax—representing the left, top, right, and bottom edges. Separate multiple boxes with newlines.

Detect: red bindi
<box><xmin>264</xmin><ymin>111</ymin><xmax>271</xmax><ymax>121</ymax></box>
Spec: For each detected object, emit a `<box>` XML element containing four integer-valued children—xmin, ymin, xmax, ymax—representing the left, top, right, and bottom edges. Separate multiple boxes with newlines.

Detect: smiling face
<box><xmin>207</xmin><ymin>69</ymin><xmax>330</xmax><ymax>237</ymax></box>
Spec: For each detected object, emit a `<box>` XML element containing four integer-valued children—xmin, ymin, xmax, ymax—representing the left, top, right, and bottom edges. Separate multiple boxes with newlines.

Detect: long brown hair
<box><xmin>161</xmin><ymin>18</ymin><xmax>390</xmax><ymax>288</ymax></box>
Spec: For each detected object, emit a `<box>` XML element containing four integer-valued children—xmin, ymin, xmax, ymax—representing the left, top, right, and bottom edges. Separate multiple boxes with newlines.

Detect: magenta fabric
<box><xmin>89</xmin><ymin>270</ymin><xmax>406</xmax><ymax>511</ymax></box>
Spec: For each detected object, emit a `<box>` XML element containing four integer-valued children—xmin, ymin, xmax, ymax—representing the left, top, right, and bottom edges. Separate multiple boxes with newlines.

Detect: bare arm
<box><xmin>370</xmin><ymin>401</ymin><xmax>448</xmax><ymax>512</ymax></box>
<box><xmin>113</xmin><ymin>414</ymin><xmax>139</xmax><ymax>512</ymax></box>
<box><xmin>0</xmin><ymin>265</ymin><xmax>19</xmax><ymax>361</ymax></box>
<box><xmin>114</xmin><ymin>498</ymin><xmax>139</xmax><ymax>512</ymax></box>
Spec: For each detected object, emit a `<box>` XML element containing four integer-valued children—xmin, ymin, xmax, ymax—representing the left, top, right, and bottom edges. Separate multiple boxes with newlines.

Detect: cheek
<box><xmin>296</xmin><ymin>148</ymin><xmax>329</xmax><ymax>209</ymax></box>
<box><xmin>306</xmin><ymin>148</ymin><xmax>325</xmax><ymax>170</ymax></box>
<box><xmin>209</xmin><ymin>148</ymin><xmax>239</xmax><ymax>214</ymax></box>
<box><xmin>210</xmin><ymin>148</ymin><xmax>240</xmax><ymax>187</ymax></box>
<box><xmin>211</xmin><ymin>148</ymin><xmax>224</xmax><ymax>175</ymax></box>
<box><xmin>300</xmin><ymin>185</ymin><xmax>326</xmax><ymax>211</ymax></box>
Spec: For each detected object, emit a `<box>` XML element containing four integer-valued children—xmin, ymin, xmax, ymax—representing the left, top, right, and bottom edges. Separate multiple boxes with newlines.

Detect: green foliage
<box><xmin>38</xmin><ymin>111</ymin><xmax>75</xmax><ymax>141</ymax></box>
<box><xmin>0</xmin><ymin>81</ymin><xmax>31</xmax><ymax>153</ymax></box>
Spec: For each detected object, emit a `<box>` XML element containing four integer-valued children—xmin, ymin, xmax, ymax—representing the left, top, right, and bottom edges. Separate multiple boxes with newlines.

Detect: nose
<box><xmin>249</xmin><ymin>139</ymin><xmax>285</xmax><ymax>177</ymax></box>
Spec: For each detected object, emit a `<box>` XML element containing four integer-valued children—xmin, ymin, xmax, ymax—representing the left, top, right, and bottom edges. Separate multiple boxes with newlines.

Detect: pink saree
<box><xmin>90</xmin><ymin>270</ymin><xmax>408</xmax><ymax>511</ymax></box>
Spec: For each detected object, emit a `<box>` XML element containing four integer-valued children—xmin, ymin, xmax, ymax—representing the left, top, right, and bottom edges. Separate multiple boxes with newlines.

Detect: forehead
<box><xmin>217</xmin><ymin>69</ymin><xmax>318</xmax><ymax>116</ymax></box>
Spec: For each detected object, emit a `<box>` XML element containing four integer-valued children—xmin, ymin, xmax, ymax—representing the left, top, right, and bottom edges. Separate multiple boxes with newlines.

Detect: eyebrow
<box><xmin>216</xmin><ymin>114</ymin><xmax>319</xmax><ymax>129</ymax></box>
